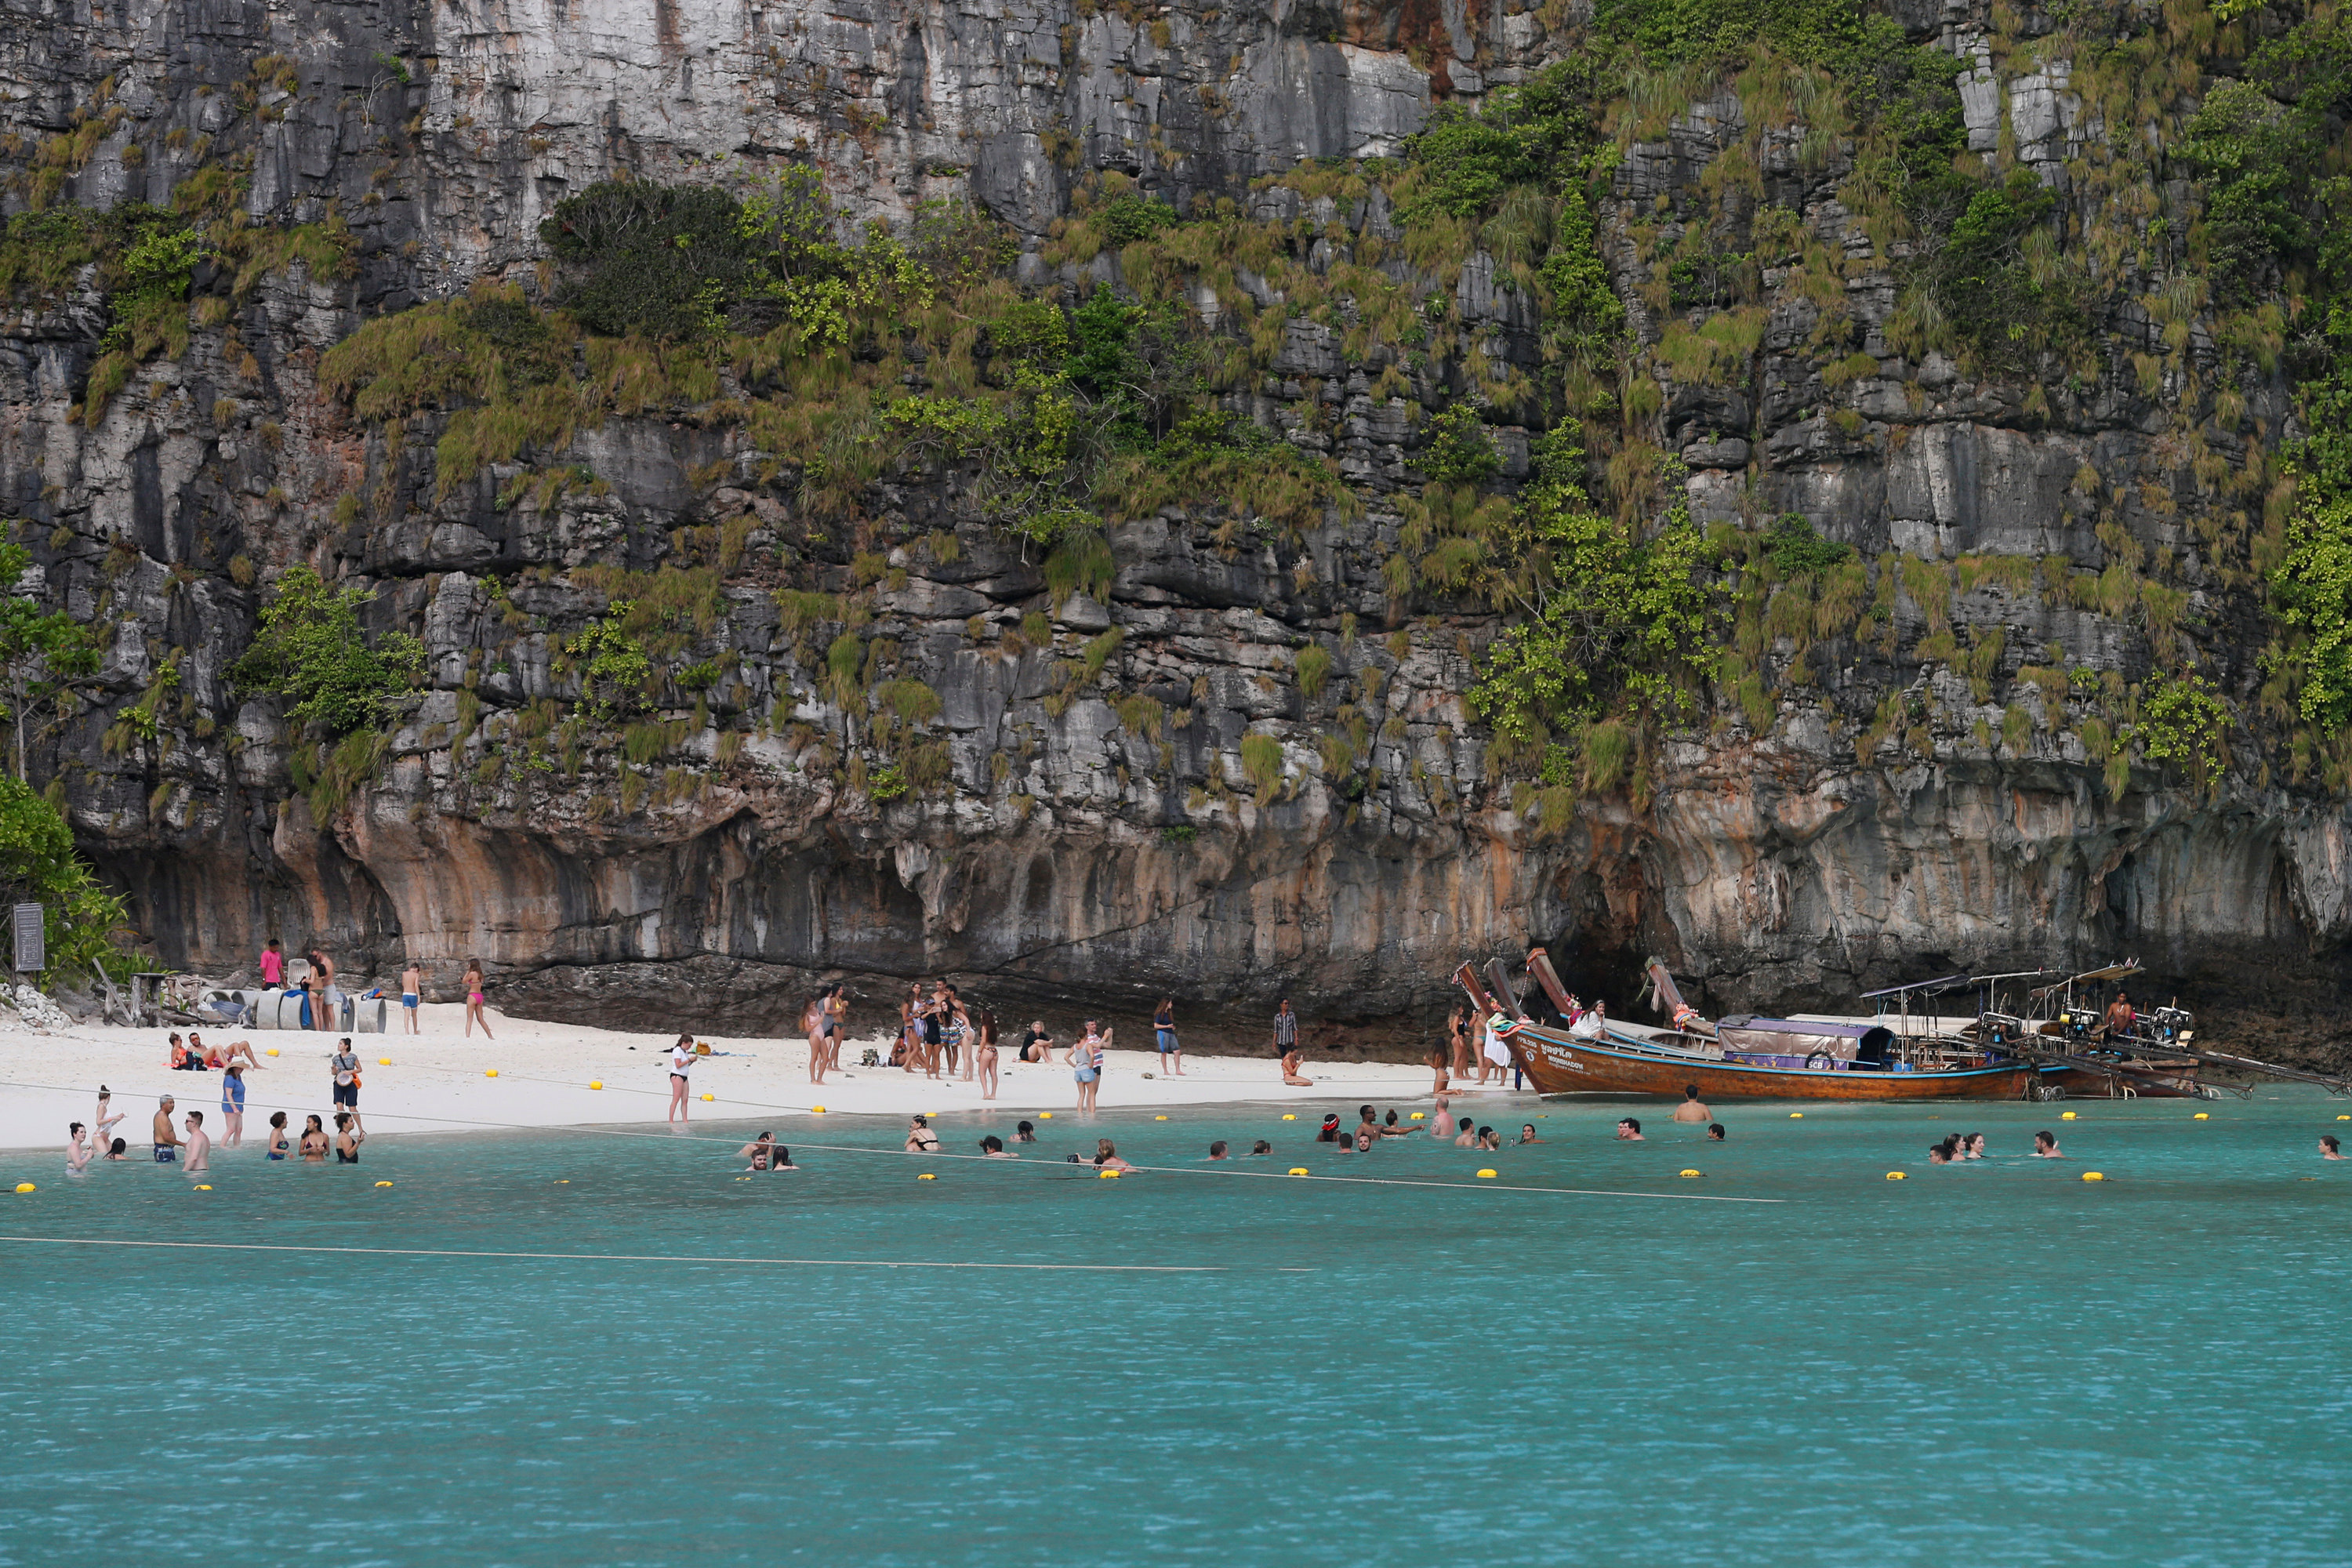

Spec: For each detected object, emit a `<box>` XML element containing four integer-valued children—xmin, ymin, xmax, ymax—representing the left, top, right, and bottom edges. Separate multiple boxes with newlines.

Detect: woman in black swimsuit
<box><xmin>333</xmin><ymin>1112</ymin><xmax>365</xmax><ymax>1163</ymax></box>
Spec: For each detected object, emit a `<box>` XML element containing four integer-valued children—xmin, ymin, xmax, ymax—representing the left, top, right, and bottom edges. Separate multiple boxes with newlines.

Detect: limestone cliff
<box><xmin>5</xmin><ymin>0</ymin><xmax>2350</xmax><ymax>1057</ymax></box>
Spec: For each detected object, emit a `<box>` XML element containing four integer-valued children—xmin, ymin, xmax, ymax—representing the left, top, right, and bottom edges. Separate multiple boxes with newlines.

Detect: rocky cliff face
<box><xmin>5</xmin><ymin>0</ymin><xmax>2348</xmax><ymax>1055</ymax></box>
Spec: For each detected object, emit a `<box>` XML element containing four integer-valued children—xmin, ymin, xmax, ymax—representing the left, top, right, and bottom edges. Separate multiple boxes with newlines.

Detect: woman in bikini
<box><xmin>975</xmin><ymin>1009</ymin><xmax>1000</xmax><ymax>1101</ymax></box>
<box><xmin>463</xmin><ymin>957</ymin><xmax>493</xmax><ymax>1039</ymax></box>
<box><xmin>1428</xmin><ymin>1033</ymin><xmax>1450</xmax><ymax>1095</ymax></box>
<box><xmin>1280</xmin><ymin>1047</ymin><xmax>1313</xmax><ymax>1087</ymax></box>
<box><xmin>298</xmin><ymin>1114</ymin><xmax>329</xmax><ymax>1163</ymax></box>
<box><xmin>1448</xmin><ymin>1004</ymin><xmax>1472</xmax><ymax>1083</ymax></box>
<box><xmin>265</xmin><ymin>1111</ymin><xmax>291</xmax><ymax>1161</ymax></box>
<box><xmin>804</xmin><ymin>993</ymin><xmax>829</xmax><ymax>1086</ymax></box>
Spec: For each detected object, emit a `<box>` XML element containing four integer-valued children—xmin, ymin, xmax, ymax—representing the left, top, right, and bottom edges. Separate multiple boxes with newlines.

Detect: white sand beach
<box><xmin>0</xmin><ymin>1003</ymin><xmax>1530</xmax><ymax>1152</ymax></box>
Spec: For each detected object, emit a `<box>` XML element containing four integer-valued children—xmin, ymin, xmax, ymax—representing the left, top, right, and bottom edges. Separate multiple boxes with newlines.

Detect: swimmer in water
<box><xmin>906</xmin><ymin>1115</ymin><xmax>941</xmax><ymax>1152</ymax></box>
<box><xmin>1430</xmin><ymin>1094</ymin><xmax>1457</xmax><ymax>1138</ymax></box>
<box><xmin>66</xmin><ymin>1122</ymin><xmax>90</xmax><ymax>1173</ymax></box>
<box><xmin>1249</xmin><ymin>1140</ymin><xmax>1272</xmax><ymax>1156</ymax></box>
<box><xmin>1013</xmin><ymin>1121</ymin><xmax>1037</xmax><ymax>1144</ymax></box>
<box><xmin>183</xmin><ymin>1112</ymin><xmax>211</xmax><ymax>1175</ymax></box>
<box><xmin>2033</xmin><ymin>1129</ymin><xmax>2064</xmax><ymax>1158</ymax></box>
<box><xmin>1452</xmin><ymin>1117</ymin><xmax>1479</xmax><ymax>1148</ymax></box>
<box><xmin>1476</xmin><ymin>1126</ymin><xmax>1501</xmax><ymax>1151</ymax></box>
<box><xmin>265</xmin><ymin>1112</ymin><xmax>290</xmax><ymax>1161</ymax></box>
<box><xmin>1093</xmin><ymin>1138</ymin><xmax>1134</xmax><ymax>1172</ymax></box>
<box><xmin>739</xmin><ymin>1132</ymin><xmax>782</xmax><ymax>1171</ymax></box>
<box><xmin>1706</xmin><ymin>1124</ymin><xmax>1726</xmax><ymax>1142</ymax></box>
<box><xmin>1965</xmin><ymin>1133</ymin><xmax>1985</xmax><ymax>1159</ymax></box>
<box><xmin>1516</xmin><ymin>1123</ymin><xmax>1542</xmax><ymax>1144</ymax></box>
<box><xmin>1670</xmin><ymin>1083</ymin><xmax>1711</xmax><ymax>1123</ymax></box>
<box><xmin>2322</xmin><ymin>1134</ymin><xmax>2343</xmax><ymax>1160</ymax></box>
<box><xmin>1615</xmin><ymin>1118</ymin><xmax>1644</xmax><ymax>1142</ymax></box>
<box><xmin>978</xmin><ymin>1134</ymin><xmax>1018</xmax><ymax>1159</ymax></box>
<box><xmin>299</xmin><ymin>1115</ymin><xmax>328</xmax><ymax>1163</ymax></box>
<box><xmin>1928</xmin><ymin>1143</ymin><xmax>1952</xmax><ymax>1164</ymax></box>
<box><xmin>1207</xmin><ymin>1141</ymin><xmax>1229</xmax><ymax>1160</ymax></box>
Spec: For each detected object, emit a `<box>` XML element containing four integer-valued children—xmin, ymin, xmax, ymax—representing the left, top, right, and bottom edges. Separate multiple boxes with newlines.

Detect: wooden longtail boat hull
<box><xmin>2047</xmin><ymin>1065</ymin><xmax>2204</xmax><ymax>1099</ymax></box>
<box><xmin>1501</xmin><ymin>1024</ymin><xmax>2043</xmax><ymax>1102</ymax></box>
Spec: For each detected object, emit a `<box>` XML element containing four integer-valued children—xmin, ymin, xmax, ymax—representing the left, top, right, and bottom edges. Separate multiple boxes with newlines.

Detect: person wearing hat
<box><xmin>151</xmin><ymin>1095</ymin><xmax>184</xmax><ymax>1163</ymax></box>
<box><xmin>904</xmin><ymin>1115</ymin><xmax>940</xmax><ymax>1152</ymax></box>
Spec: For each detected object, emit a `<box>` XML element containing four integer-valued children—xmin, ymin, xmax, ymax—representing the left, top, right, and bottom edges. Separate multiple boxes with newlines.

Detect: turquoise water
<box><xmin>2</xmin><ymin>1091</ymin><xmax>2347</xmax><ymax>1566</ymax></box>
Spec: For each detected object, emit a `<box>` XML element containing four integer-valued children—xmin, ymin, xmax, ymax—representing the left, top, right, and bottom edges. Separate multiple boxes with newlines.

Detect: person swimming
<box><xmin>1517</xmin><ymin>1124</ymin><xmax>1542</xmax><ymax>1144</ymax></box>
<box><xmin>2321</xmin><ymin>1135</ymin><xmax>2343</xmax><ymax>1160</ymax></box>
<box><xmin>1248</xmin><ymin>1140</ymin><xmax>1272</xmax><ymax>1156</ymax></box>
<box><xmin>1615</xmin><ymin>1118</ymin><xmax>1644</xmax><ymax>1142</ymax></box>
<box><xmin>1014</xmin><ymin>1121</ymin><xmax>1036</xmax><ymax>1143</ymax></box>
<box><xmin>979</xmin><ymin>1134</ymin><xmax>1018</xmax><ymax>1159</ymax></box>
<box><xmin>2033</xmin><ymin>1130</ymin><xmax>2064</xmax><ymax>1158</ymax></box>
<box><xmin>1706</xmin><ymin>1124</ymin><xmax>1726</xmax><ymax>1142</ymax></box>
<box><xmin>739</xmin><ymin>1132</ymin><xmax>784</xmax><ymax>1171</ymax></box>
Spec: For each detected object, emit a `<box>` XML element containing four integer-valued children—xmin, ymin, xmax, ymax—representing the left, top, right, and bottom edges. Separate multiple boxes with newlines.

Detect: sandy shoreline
<box><xmin>0</xmin><ymin>1002</ymin><xmax>1535</xmax><ymax>1153</ymax></box>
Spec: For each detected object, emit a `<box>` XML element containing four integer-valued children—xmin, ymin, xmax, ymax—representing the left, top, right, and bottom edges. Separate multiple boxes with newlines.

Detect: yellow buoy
<box><xmin>701</xmin><ymin>1093</ymin><xmax>713</xmax><ymax>1102</ymax></box>
<box><xmin>1153</xmin><ymin>1115</ymin><xmax>1168</xmax><ymax>1121</ymax></box>
<box><xmin>811</xmin><ymin>1105</ymin><xmax>826</xmax><ymax>1113</ymax></box>
<box><xmin>554</xmin><ymin>1179</ymin><xmax>569</xmax><ymax>1185</ymax></box>
<box><xmin>1098</xmin><ymin>1169</ymin><xmax>1121</xmax><ymax>1179</ymax></box>
<box><xmin>1475</xmin><ymin>1169</ymin><xmax>1498</xmax><ymax>1178</ymax></box>
<box><xmin>917</xmin><ymin>1173</ymin><xmax>936</xmax><ymax>1181</ymax></box>
<box><xmin>589</xmin><ymin>1080</ymin><xmax>604</xmax><ymax>1090</ymax></box>
<box><xmin>2339</xmin><ymin>1114</ymin><xmax>2350</xmax><ymax>1121</ymax></box>
<box><xmin>194</xmin><ymin>1184</ymin><xmax>212</xmax><ymax>1191</ymax></box>
<box><xmin>1287</xmin><ymin>1167</ymin><xmax>1310</xmax><ymax>1176</ymax></box>
<box><xmin>377</xmin><ymin>1057</ymin><xmax>390</xmax><ymax>1066</ymax></box>
<box><xmin>2082</xmin><ymin>1171</ymin><xmax>2106</xmax><ymax>1181</ymax></box>
<box><xmin>13</xmin><ymin>1181</ymin><xmax>34</xmax><ymax>1192</ymax></box>
<box><xmin>1679</xmin><ymin>1168</ymin><xmax>1702</xmax><ymax>1178</ymax></box>
<box><xmin>485</xmin><ymin>1069</ymin><xmax>498</xmax><ymax>1078</ymax></box>
<box><xmin>1790</xmin><ymin>1112</ymin><xmax>1804</xmax><ymax>1118</ymax></box>
<box><xmin>1040</xmin><ymin>1112</ymin><xmax>1053</xmax><ymax>1120</ymax></box>
<box><xmin>2060</xmin><ymin>1110</ymin><xmax>2077</xmax><ymax>1120</ymax></box>
<box><xmin>2193</xmin><ymin>1112</ymin><xmax>2209</xmax><ymax>1120</ymax></box>
<box><xmin>264</xmin><ymin>1047</ymin><xmax>279</xmax><ymax>1057</ymax></box>
<box><xmin>1886</xmin><ymin>1171</ymin><xmax>1907</xmax><ymax>1181</ymax></box>
<box><xmin>374</xmin><ymin>1180</ymin><xmax>392</xmax><ymax>1188</ymax></box>
<box><xmin>1410</xmin><ymin>1112</ymin><xmax>1425</xmax><ymax>1120</ymax></box>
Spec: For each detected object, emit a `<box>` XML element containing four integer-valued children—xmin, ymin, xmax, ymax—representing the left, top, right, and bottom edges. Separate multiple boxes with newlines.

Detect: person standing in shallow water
<box><xmin>1671</xmin><ymin>1085</ymin><xmax>1711</xmax><ymax>1123</ymax></box>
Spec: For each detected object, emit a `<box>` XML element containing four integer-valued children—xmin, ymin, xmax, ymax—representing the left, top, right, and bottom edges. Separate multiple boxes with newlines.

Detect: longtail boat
<box><xmin>1452</xmin><ymin>960</ymin><xmax>2047</xmax><ymax>1102</ymax></box>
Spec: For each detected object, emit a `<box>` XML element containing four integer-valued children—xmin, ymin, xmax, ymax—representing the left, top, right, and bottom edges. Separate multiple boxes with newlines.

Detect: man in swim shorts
<box><xmin>151</xmin><ymin>1095</ymin><xmax>183</xmax><ymax>1162</ymax></box>
<box><xmin>400</xmin><ymin>958</ymin><xmax>423</xmax><ymax>1036</ymax></box>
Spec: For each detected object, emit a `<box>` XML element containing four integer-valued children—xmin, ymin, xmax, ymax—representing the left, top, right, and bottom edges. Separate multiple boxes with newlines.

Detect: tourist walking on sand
<box><xmin>667</xmin><ymin>1033</ymin><xmax>696</xmax><ymax>1126</ymax></box>
<box><xmin>330</xmin><ymin>1036</ymin><xmax>364</xmax><ymax>1134</ymax></box>
<box><xmin>1154</xmin><ymin>996</ymin><xmax>1184</xmax><ymax>1076</ymax></box>
<box><xmin>463</xmin><ymin>957</ymin><xmax>492</xmax><ymax>1038</ymax></box>
<box><xmin>400</xmin><ymin>957</ymin><xmax>423</xmax><ymax>1036</ymax></box>
<box><xmin>182</xmin><ymin>1112</ymin><xmax>210</xmax><ymax>1175</ymax></box>
<box><xmin>976</xmin><ymin>1009</ymin><xmax>1000</xmax><ymax>1100</ymax></box>
<box><xmin>259</xmin><ymin>938</ymin><xmax>285</xmax><ymax>989</ymax></box>
<box><xmin>1072</xmin><ymin>1021</ymin><xmax>1105</xmax><ymax>1112</ymax></box>
<box><xmin>1272</xmin><ymin>998</ymin><xmax>1298</xmax><ymax>1060</ymax></box>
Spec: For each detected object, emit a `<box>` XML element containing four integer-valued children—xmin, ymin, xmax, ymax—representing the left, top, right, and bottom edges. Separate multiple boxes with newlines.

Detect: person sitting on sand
<box><xmin>905</xmin><ymin>1115</ymin><xmax>941</xmax><ymax>1153</ymax></box>
<box><xmin>978</xmin><ymin>1135</ymin><xmax>1018</xmax><ymax>1159</ymax></box>
<box><xmin>1671</xmin><ymin>1084</ymin><xmax>1711</xmax><ymax>1123</ymax></box>
<box><xmin>1279</xmin><ymin>1047</ymin><xmax>1312</xmax><ymax>1087</ymax></box>
<box><xmin>1707</xmin><ymin>1124</ymin><xmax>1726</xmax><ymax>1142</ymax></box>
<box><xmin>1093</xmin><ymin>1138</ymin><xmax>1134</xmax><ymax>1172</ymax></box>
<box><xmin>2033</xmin><ymin>1129</ymin><xmax>2064</xmax><ymax>1158</ymax></box>
<box><xmin>2321</xmin><ymin>1135</ymin><xmax>2343</xmax><ymax>1160</ymax></box>
<box><xmin>1615</xmin><ymin>1118</ymin><xmax>1644</xmax><ymax>1142</ymax></box>
<box><xmin>1517</xmin><ymin>1123</ymin><xmax>1542</xmax><ymax>1144</ymax></box>
<box><xmin>1018</xmin><ymin>1022</ymin><xmax>1053</xmax><ymax>1063</ymax></box>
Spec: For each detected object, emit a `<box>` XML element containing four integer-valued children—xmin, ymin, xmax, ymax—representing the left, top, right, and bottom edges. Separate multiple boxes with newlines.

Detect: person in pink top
<box><xmin>258</xmin><ymin>938</ymin><xmax>284</xmax><ymax>987</ymax></box>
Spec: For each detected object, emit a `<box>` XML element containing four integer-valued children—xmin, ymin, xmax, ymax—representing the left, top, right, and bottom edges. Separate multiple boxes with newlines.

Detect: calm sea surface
<box><xmin>2</xmin><ymin>1089</ymin><xmax>2347</xmax><ymax>1566</ymax></box>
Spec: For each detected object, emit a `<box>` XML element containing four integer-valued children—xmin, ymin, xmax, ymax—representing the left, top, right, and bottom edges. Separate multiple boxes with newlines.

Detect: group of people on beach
<box><xmin>254</xmin><ymin>940</ymin><xmax>494</xmax><ymax>1039</ymax></box>
<box><xmin>64</xmin><ymin>1032</ymin><xmax>373</xmax><ymax>1175</ymax></box>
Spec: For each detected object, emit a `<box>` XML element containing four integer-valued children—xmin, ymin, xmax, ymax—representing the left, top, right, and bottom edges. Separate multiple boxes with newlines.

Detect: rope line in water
<box><xmin>0</xmin><ymin>1078</ymin><xmax>1783</xmax><ymax>1203</ymax></box>
<box><xmin>0</xmin><ymin>1235</ymin><xmax>1237</xmax><ymax>1272</ymax></box>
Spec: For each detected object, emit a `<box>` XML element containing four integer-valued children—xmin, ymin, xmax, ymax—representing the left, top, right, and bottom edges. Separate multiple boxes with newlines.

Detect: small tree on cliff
<box><xmin>230</xmin><ymin>567</ymin><xmax>425</xmax><ymax>736</ymax></box>
<box><xmin>0</xmin><ymin>543</ymin><xmax>102</xmax><ymax>782</ymax></box>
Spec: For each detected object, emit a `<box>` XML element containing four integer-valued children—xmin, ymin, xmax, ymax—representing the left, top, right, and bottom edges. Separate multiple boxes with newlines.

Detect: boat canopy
<box><xmin>1716</xmin><ymin>1016</ymin><xmax>1896</xmax><ymax>1062</ymax></box>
